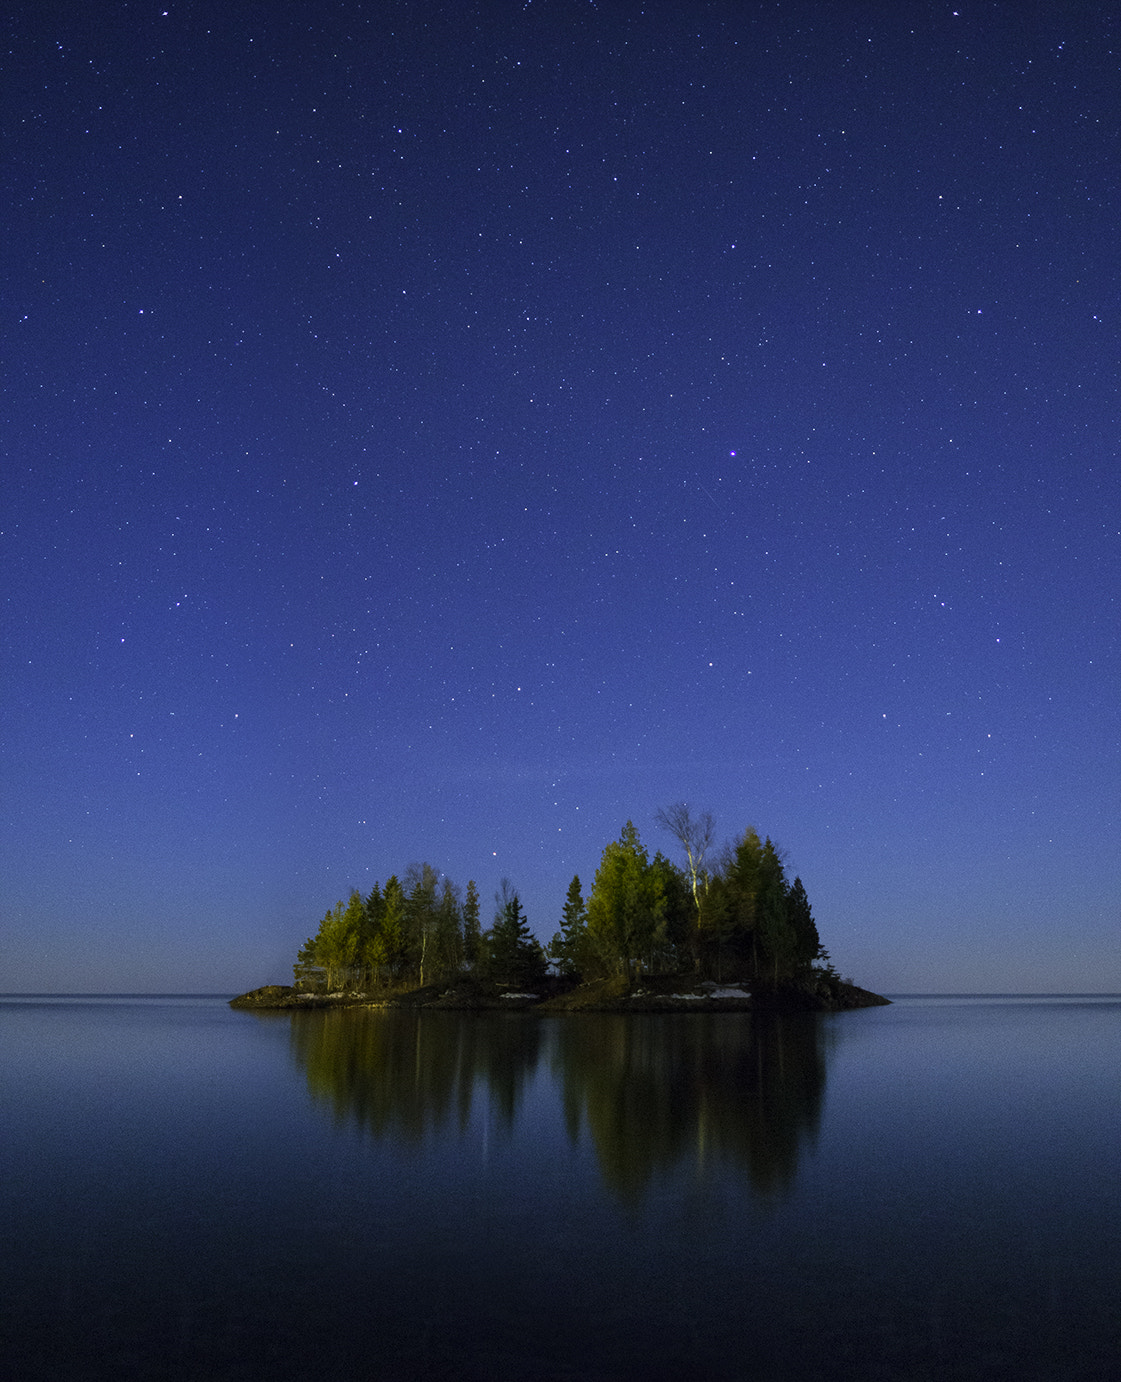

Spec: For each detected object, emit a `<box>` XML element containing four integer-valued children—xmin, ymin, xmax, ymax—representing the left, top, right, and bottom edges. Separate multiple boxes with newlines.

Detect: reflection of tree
<box><xmin>283</xmin><ymin>1009</ymin><xmax>827</xmax><ymax>1203</ymax></box>
<box><xmin>287</xmin><ymin>1010</ymin><xmax>541</xmax><ymax>1142</ymax></box>
<box><xmin>551</xmin><ymin>1012</ymin><xmax>827</xmax><ymax>1203</ymax></box>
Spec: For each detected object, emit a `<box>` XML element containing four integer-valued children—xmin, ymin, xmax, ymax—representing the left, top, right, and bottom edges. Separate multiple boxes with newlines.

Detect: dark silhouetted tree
<box><xmin>462</xmin><ymin>879</ymin><xmax>483</xmax><ymax>972</ymax></box>
<box><xmin>486</xmin><ymin>881</ymin><xmax>546</xmax><ymax>986</ymax></box>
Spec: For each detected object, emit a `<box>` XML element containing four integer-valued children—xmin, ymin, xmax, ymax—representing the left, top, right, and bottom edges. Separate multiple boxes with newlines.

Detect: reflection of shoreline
<box><xmin>550</xmin><ymin>1013</ymin><xmax>827</xmax><ymax>1203</ymax></box>
<box><xmin>284</xmin><ymin>1009</ymin><xmax>828</xmax><ymax>1202</ymax></box>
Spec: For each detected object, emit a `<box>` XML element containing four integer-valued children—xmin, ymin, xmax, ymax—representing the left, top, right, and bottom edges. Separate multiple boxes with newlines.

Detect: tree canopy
<box><xmin>291</xmin><ymin>805</ymin><xmax>828</xmax><ymax>994</ymax></box>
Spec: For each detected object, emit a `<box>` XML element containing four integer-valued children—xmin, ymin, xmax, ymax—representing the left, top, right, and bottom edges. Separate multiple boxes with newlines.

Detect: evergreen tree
<box><xmin>705</xmin><ymin>828</ymin><xmax>763</xmax><ymax>980</ymax></box>
<box><xmin>404</xmin><ymin>862</ymin><xmax>440</xmax><ymax>985</ymax></box>
<box><xmin>368</xmin><ymin>875</ymin><xmax>406</xmax><ymax>985</ymax></box>
<box><xmin>756</xmin><ymin>838</ymin><xmax>794</xmax><ymax>986</ymax></box>
<box><xmin>364</xmin><ymin>882</ymin><xmax>384</xmax><ymax>940</ymax></box>
<box><xmin>586</xmin><ymin>822</ymin><xmax>665</xmax><ymax>980</ymax></box>
<box><xmin>648</xmin><ymin>851</ymin><xmax>693</xmax><ymax>972</ymax></box>
<box><xmin>787</xmin><ymin>876</ymin><xmax>821</xmax><ymax>972</ymax></box>
<box><xmin>549</xmin><ymin>874</ymin><xmax>590</xmax><ymax>977</ymax></box>
<box><xmin>434</xmin><ymin>877</ymin><xmax>463</xmax><ymax>979</ymax></box>
<box><xmin>290</xmin><ymin>814</ymin><xmax>836</xmax><ymax>1000</ymax></box>
<box><xmin>462</xmin><ymin>879</ymin><xmax>483</xmax><ymax>972</ymax></box>
<box><xmin>314</xmin><ymin>899</ymin><xmax>360</xmax><ymax>991</ymax></box>
<box><xmin>363</xmin><ymin>882</ymin><xmax>385</xmax><ymax>987</ymax></box>
<box><xmin>696</xmin><ymin>869</ymin><xmax>734</xmax><ymax>979</ymax></box>
<box><xmin>293</xmin><ymin>935</ymin><xmax>321</xmax><ymax>989</ymax></box>
<box><xmin>486</xmin><ymin>882</ymin><xmax>545</xmax><ymax>986</ymax></box>
<box><xmin>340</xmin><ymin>890</ymin><xmax>368</xmax><ymax>989</ymax></box>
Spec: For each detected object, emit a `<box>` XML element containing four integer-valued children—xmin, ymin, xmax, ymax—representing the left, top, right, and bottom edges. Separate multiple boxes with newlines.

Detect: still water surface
<box><xmin>2</xmin><ymin>994</ymin><xmax>1118</xmax><ymax>1380</ymax></box>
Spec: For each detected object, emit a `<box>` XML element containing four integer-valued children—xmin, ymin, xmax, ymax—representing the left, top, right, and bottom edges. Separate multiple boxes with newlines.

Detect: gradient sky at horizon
<box><xmin>3</xmin><ymin>1</ymin><xmax>1117</xmax><ymax>993</ymax></box>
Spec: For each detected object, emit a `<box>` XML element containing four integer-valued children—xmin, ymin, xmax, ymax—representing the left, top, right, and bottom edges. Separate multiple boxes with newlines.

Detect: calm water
<box><xmin>2</xmin><ymin>995</ymin><xmax>1118</xmax><ymax>1381</ymax></box>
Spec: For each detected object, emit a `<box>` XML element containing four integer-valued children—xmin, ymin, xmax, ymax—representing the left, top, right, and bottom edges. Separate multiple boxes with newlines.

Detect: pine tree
<box><xmin>549</xmin><ymin>874</ymin><xmax>590</xmax><ymax>977</ymax></box>
<box><xmin>756</xmin><ymin>839</ymin><xmax>794</xmax><ymax>986</ymax></box>
<box><xmin>363</xmin><ymin>882</ymin><xmax>385</xmax><ymax>987</ymax></box>
<box><xmin>486</xmin><ymin>882</ymin><xmax>545</xmax><ymax>986</ymax></box>
<box><xmin>434</xmin><ymin>878</ymin><xmax>463</xmax><ymax>979</ymax></box>
<box><xmin>462</xmin><ymin>879</ymin><xmax>483</xmax><ymax>972</ymax></box>
<box><xmin>369</xmin><ymin>875</ymin><xmax>406</xmax><ymax>985</ymax></box>
<box><xmin>649</xmin><ymin>851</ymin><xmax>693</xmax><ymax>973</ymax></box>
<box><xmin>705</xmin><ymin>827</ymin><xmax>763</xmax><ymax>980</ymax></box>
<box><xmin>586</xmin><ymin>822</ymin><xmax>665</xmax><ymax>980</ymax></box>
<box><xmin>293</xmin><ymin>935</ymin><xmax>321</xmax><ymax>990</ymax></box>
<box><xmin>787</xmin><ymin>877</ymin><xmax>821</xmax><ymax>972</ymax></box>
<box><xmin>314</xmin><ymin>901</ymin><xmax>353</xmax><ymax>992</ymax></box>
<box><xmin>339</xmin><ymin>890</ymin><xmax>368</xmax><ymax>989</ymax></box>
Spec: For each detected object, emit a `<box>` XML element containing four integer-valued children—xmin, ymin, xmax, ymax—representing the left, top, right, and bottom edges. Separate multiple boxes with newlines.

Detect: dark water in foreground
<box><xmin>2</xmin><ymin>995</ymin><xmax>1118</xmax><ymax>1381</ymax></box>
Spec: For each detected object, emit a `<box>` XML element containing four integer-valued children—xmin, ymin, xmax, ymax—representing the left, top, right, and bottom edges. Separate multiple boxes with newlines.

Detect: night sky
<box><xmin>3</xmin><ymin>1</ymin><xmax>1117</xmax><ymax>994</ymax></box>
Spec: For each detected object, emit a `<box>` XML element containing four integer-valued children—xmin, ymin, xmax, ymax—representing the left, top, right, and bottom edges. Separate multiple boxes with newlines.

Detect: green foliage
<box><xmin>361</xmin><ymin>875</ymin><xmax>406</xmax><ymax>986</ymax></box>
<box><xmin>648</xmin><ymin>851</ymin><xmax>693</xmax><ymax>972</ymax></box>
<box><xmin>548</xmin><ymin>874</ymin><xmax>591</xmax><ymax>977</ymax></box>
<box><xmin>586</xmin><ymin>822</ymin><xmax>667</xmax><ymax>979</ymax></box>
<box><xmin>691</xmin><ymin>829</ymin><xmax>825</xmax><ymax>987</ymax></box>
<box><xmin>293</xmin><ymin>935</ymin><xmax>321</xmax><ymax>989</ymax></box>
<box><xmin>302</xmin><ymin>893</ymin><xmax>367</xmax><ymax>992</ymax></box>
<box><xmin>290</xmin><ymin>808</ymin><xmax>834</xmax><ymax>995</ymax></box>
<box><xmin>698</xmin><ymin>827</ymin><xmax>760</xmax><ymax>979</ymax></box>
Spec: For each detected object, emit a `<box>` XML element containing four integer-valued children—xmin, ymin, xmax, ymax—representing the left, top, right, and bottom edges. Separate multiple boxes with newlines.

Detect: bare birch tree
<box><xmin>655</xmin><ymin>802</ymin><xmax>715</xmax><ymax>914</ymax></box>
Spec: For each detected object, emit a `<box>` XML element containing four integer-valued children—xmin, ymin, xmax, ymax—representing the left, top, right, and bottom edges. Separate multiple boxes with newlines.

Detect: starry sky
<box><xmin>3</xmin><ymin>1</ymin><xmax>1117</xmax><ymax>994</ymax></box>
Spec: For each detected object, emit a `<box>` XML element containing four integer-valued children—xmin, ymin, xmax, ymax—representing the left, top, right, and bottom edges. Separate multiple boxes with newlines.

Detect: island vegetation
<box><xmin>233</xmin><ymin>807</ymin><xmax>888</xmax><ymax>1012</ymax></box>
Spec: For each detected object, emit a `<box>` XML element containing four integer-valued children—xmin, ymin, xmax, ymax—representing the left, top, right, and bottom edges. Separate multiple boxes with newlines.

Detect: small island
<box><xmin>231</xmin><ymin>973</ymin><xmax>888</xmax><ymax>1013</ymax></box>
<box><xmin>232</xmin><ymin>810</ymin><xmax>889</xmax><ymax>1014</ymax></box>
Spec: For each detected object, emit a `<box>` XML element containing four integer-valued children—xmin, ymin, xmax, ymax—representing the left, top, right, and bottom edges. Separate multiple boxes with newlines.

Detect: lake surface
<box><xmin>2</xmin><ymin>994</ymin><xmax>1118</xmax><ymax>1380</ymax></box>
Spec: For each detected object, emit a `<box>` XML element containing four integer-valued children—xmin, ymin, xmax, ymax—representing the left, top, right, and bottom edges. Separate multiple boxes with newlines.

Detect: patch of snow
<box><xmin>500</xmin><ymin>992</ymin><xmax>538</xmax><ymax>999</ymax></box>
<box><xmin>663</xmin><ymin>987</ymin><xmax>751</xmax><ymax>1001</ymax></box>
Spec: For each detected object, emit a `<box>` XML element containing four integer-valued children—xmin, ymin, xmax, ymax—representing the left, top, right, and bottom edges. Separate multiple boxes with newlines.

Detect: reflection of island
<box><xmin>282</xmin><ymin>1009</ymin><xmax>827</xmax><ymax>1202</ymax></box>
<box><xmin>286</xmin><ymin>1008</ymin><xmax>540</xmax><ymax>1141</ymax></box>
<box><xmin>551</xmin><ymin>1013</ymin><xmax>827</xmax><ymax>1202</ymax></box>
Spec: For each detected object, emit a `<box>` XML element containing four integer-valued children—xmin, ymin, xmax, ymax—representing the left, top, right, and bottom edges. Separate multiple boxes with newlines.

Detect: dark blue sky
<box><xmin>3</xmin><ymin>1</ymin><xmax>1117</xmax><ymax>993</ymax></box>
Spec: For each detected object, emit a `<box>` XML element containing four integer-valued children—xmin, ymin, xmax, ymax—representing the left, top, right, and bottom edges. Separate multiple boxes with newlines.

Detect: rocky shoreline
<box><xmin>230</xmin><ymin>974</ymin><xmax>890</xmax><ymax>1014</ymax></box>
